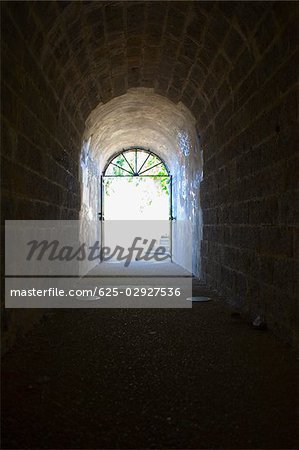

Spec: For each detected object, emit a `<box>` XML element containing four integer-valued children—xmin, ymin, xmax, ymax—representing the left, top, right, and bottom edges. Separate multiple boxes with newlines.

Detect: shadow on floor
<box><xmin>1</xmin><ymin>280</ymin><xmax>298</xmax><ymax>449</ymax></box>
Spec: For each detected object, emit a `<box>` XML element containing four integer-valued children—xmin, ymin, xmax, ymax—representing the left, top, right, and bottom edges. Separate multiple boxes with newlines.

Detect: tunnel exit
<box><xmin>101</xmin><ymin>148</ymin><xmax>172</xmax><ymax>257</ymax></box>
<box><xmin>101</xmin><ymin>148</ymin><xmax>172</xmax><ymax>221</ymax></box>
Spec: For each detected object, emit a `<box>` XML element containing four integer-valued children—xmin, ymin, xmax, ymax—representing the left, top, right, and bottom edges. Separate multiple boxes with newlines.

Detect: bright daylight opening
<box><xmin>103</xmin><ymin>148</ymin><xmax>170</xmax><ymax>220</ymax></box>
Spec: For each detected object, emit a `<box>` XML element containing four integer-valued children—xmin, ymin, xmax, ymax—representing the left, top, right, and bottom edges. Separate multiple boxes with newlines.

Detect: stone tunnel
<box><xmin>1</xmin><ymin>1</ymin><xmax>298</xmax><ymax>449</ymax></box>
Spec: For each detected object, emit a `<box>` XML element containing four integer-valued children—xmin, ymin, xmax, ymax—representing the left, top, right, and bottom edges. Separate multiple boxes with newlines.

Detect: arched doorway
<box><xmin>100</xmin><ymin>147</ymin><xmax>173</xmax><ymax>259</ymax></box>
<box><xmin>101</xmin><ymin>147</ymin><xmax>172</xmax><ymax>221</ymax></box>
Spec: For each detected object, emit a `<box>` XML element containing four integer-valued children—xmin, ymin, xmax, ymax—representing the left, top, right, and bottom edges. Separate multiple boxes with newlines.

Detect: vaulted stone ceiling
<box><xmin>84</xmin><ymin>87</ymin><xmax>199</xmax><ymax>168</ymax></box>
<box><xmin>4</xmin><ymin>0</ymin><xmax>295</xmax><ymax>137</ymax></box>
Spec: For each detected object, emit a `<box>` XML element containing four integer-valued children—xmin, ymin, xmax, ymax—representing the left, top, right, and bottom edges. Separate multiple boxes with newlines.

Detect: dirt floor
<box><xmin>1</xmin><ymin>280</ymin><xmax>298</xmax><ymax>449</ymax></box>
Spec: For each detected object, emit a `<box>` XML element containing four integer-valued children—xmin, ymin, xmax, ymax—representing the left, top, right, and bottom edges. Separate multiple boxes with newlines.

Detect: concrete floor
<box><xmin>2</xmin><ymin>279</ymin><xmax>298</xmax><ymax>449</ymax></box>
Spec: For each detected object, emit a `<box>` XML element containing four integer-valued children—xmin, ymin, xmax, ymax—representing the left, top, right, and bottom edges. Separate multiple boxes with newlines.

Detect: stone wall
<box><xmin>1</xmin><ymin>3</ymin><xmax>82</xmax><ymax>351</ymax></box>
<box><xmin>1</xmin><ymin>5</ymin><xmax>82</xmax><ymax>220</ymax></box>
<box><xmin>198</xmin><ymin>4</ymin><xmax>298</xmax><ymax>345</ymax></box>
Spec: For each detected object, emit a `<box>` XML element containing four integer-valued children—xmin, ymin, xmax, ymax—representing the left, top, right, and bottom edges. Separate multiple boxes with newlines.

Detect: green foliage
<box><xmin>103</xmin><ymin>149</ymin><xmax>170</xmax><ymax>198</ymax></box>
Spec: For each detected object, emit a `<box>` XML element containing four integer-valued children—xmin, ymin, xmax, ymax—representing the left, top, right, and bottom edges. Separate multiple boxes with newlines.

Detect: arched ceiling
<box><xmin>84</xmin><ymin>87</ymin><xmax>198</xmax><ymax>170</ymax></box>
<box><xmin>5</xmin><ymin>0</ymin><xmax>279</xmax><ymax>132</ymax></box>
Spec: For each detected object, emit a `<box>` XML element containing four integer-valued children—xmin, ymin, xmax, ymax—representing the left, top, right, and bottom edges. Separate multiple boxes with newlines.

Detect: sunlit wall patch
<box><xmin>177</xmin><ymin>130</ymin><xmax>191</xmax><ymax>157</ymax></box>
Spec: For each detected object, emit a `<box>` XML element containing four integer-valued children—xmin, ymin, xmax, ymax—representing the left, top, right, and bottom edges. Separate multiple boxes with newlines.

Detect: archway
<box><xmin>80</xmin><ymin>88</ymin><xmax>202</xmax><ymax>276</ymax></box>
<box><xmin>102</xmin><ymin>147</ymin><xmax>171</xmax><ymax>221</ymax></box>
<box><xmin>101</xmin><ymin>147</ymin><xmax>173</xmax><ymax>261</ymax></box>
